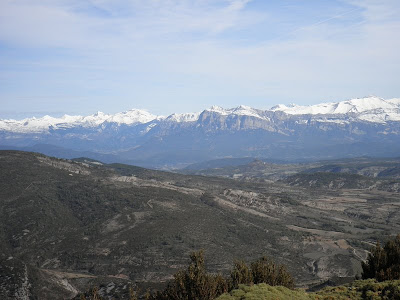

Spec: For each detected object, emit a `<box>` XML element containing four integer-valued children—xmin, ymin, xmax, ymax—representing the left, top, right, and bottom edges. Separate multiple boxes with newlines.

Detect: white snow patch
<box><xmin>206</xmin><ymin>105</ymin><xmax>230</xmax><ymax>115</ymax></box>
<box><xmin>165</xmin><ymin>112</ymin><xmax>200</xmax><ymax>122</ymax></box>
<box><xmin>206</xmin><ymin>105</ymin><xmax>269</xmax><ymax>120</ymax></box>
<box><xmin>106</xmin><ymin>109</ymin><xmax>156</xmax><ymax>125</ymax></box>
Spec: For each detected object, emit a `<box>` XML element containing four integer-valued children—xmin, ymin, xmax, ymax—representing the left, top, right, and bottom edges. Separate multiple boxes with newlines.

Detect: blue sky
<box><xmin>1</xmin><ymin>0</ymin><xmax>399</xmax><ymax>118</ymax></box>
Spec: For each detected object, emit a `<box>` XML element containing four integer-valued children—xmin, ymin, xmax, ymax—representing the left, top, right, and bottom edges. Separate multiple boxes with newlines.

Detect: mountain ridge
<box><xmin>2</xmin><ymin>96</ymin><xmax>400</xmax><ymax>133</ymax></box>
<box><xmin>2</xmin><ymin>96</ymin><xmax>400</xmax><ymax>168</ymax></box>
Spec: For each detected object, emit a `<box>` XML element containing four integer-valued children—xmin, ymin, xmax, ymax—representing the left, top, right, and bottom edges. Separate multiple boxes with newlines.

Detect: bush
<box><xmin>151</xmin><ymin>250</ymin><xmax>229</xmax><ymax>300</ymax></box>
<box><xmin>148</xmin><ymin>251</ymin><xmax>294</xmax><ymax>300</ymax></box>
<box><xmin>250</xmin><ymin>256</ymin><xmax>294</xmax><ymax>289</ymax></box>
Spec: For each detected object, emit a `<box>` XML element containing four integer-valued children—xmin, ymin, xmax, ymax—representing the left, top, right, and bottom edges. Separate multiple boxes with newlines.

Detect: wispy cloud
<box><xmin>0</xmin><ymin>0</ymin><xmax>256</xmax><ymax>47</ymax></box>
<box><xmin>0</xmin><ymin>0</ymin><xmax>399</xmax><ymax>116</ymax></box>
<box><xmin>345</xmin><ymin>0</ymin><xmax>399</xmax><ymax>21</ymax></box>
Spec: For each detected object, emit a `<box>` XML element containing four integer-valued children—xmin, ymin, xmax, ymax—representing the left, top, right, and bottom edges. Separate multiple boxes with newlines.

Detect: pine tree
<box><xmin>362</xmin><ymin>234</ymin><xmax>400</xmax><ymax>281</ymax></box>
<box><xmin>230</xmin><ymin>260</ymin><xmax>253</xmax><ymax>289</ymax></box>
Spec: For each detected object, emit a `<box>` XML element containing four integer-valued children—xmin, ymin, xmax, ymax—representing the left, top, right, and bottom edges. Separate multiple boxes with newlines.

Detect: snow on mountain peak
<box><xmin>232</xmin><ymin>105</ymin><xmax>268</xmax><ymax>119</ymax></box>
<box><xmin>270</xmin><ymin>96</ymin><xmax>399</xmax><ymax>116</ymax></box>
<box><xmin>206</xmin><ymin>104</ymin><xmax>267</xmax><ymax>119</ymax></box>
<box><xmin>93</xmin><ymin>111</ymin><xmax>105</xmax><ymax>117</ymax></box>
<box><xmin>270</xmin><ymin>104</ymin><xmax>287</xmax><ymax>110</ymax></box>
<box><xmin>1</xmin><ymin>96</ymin><xmax>400</xmax><ymax>134</ymax></box>
<box><xmin>233</xmin><ymin>105</ymin><xmax>256</xmax><ymax>113</ymax></box>
<box><xmin>207</xmin><ymin>105</ymin><xmax>229</xmax><ymax>115</ymax></box>
<box><xmin>165</xmin><ymin>112</ymin><xmax>200</xmax><ymax>122</ymax></box>
<box><xmin>236</xmin><ymin>105</ymin><xmax>252</xmax><ymax>110</ymax></box>
<box><xmin>106</xmin><ymin>109</ymin><xmax>156</xmax><ymax>125</ymax></box>
<box><xmin>387</xmin><ymin>98</ymin><xmax>400</xmax><ymax>106</ymax></box>
<box><xmin>0</xmin><ymin>109</ymin><xmax>158</xmax><ymax>133</ymax></box>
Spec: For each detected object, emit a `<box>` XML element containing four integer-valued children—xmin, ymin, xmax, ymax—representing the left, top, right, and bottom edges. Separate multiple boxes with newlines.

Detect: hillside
<box><xmin>181</xmin><ymin>157</ymin><xmax>400</xmax><ymax>183</ymax></box>
<box><xmin>1</xmin><ymin>151</ymin><xmax>400</xmax><ymax>299</ymax></box>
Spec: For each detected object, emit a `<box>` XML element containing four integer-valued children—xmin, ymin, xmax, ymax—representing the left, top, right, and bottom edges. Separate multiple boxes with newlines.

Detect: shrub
<box><xmin>251</xmin><ymin>256</ymin><xmax>294</xmax><ymax>289</ymax></box>
<box><xmin>152</xmin><ymin>250</ymin><xmax>229</xmax><ymax>300</ymax></box>
<box><xmin>147</xmin><ymin>251</ymin><xmax>294</xmax><ymax>300</ymax></box>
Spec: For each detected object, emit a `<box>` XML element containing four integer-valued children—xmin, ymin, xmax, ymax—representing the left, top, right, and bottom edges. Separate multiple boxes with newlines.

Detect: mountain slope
<box><xmin>182</xmin><ymin>157</ymin><xmax>400</xmax><ymax>182</ymax></box>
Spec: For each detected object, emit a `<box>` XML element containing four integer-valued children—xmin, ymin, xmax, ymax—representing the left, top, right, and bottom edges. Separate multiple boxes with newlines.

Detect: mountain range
<box><xmin>1</xmin><ymin>96</ymin><xmax>400</xmax><ymax>168</ymax></box>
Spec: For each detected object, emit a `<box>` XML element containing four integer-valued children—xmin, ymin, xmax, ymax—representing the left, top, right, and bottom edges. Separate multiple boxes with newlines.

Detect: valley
<box><xmin>0</xmin><ymin>151</ymin><xmax>399</xmax><ymax>299</ymax></box>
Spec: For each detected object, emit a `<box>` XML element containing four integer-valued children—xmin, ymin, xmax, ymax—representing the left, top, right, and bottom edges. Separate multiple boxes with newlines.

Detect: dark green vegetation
<box><xmin>147</xmin><ymin>250</ymin><xmax>229</xmax><ymax>300</ymax></box>
<box><xmin>80</xmin><ymin>234</ymin><xmax>400</xmax><ymax>300</ymax></box>
<box><xmin>362</xmin><ymin>234</ymin><xmax>400</xmax><ymax>281</ymax></box>
<box><xmin>78</xmin><ymin>250</ymin><xmax>294</xmax><ymax>299</ymax></box>
<box><xmin>80</xmin><ymin>234</ymin><xmax>400</xmax><ymax>299</ymax></box>
<box><xmin>79</xmin><ymin>242</ymin><xmax>400</xmax><ymax>300</ymax></box>
<box><xmin>0</xmin><ymin>151</ymin><xmax>400</xmax><ymax>299</ymax></box>
<box><xmin>143</xmin><ymin>250</ymin><xmax>293</xmax><ymax>300</ymax></box>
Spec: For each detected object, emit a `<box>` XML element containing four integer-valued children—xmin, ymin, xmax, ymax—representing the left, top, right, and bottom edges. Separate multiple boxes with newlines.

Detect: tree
<box><xmin>362</xmin><ymin>234</ymin><xmax>400</xmax><ymax>281</ymax></box>
<box><xmin>230</xmin><ymin>260</ymin><xmax>253</xmax><ymax>289</ymax></box>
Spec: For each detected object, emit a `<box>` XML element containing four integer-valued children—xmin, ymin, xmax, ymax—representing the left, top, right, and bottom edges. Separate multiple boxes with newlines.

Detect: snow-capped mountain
<box><xmin>0</xmin><ymin>109</ymin><xmax>159</xmax><ymax>133</ymax></box>
<box><xmin>270</xmin><ymin>96</ymin><xmax>400</xmax><ymax>123</ymax></box>
<box><xmin>1</xmin><ymin>96</ymin><xmax>400</xmax><ymax>168</ymax></box>
<box><xmin>2</xmin><ymin>96</ymin><xmax>399</xmax><ymax>134</ymax></box>
<box><xmin>271</xmin><ymin>96</ymin><xmax>397</xmax><ymax>114</ymax></box>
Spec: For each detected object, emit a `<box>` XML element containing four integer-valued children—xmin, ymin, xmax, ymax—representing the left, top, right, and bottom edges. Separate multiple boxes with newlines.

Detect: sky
<box><xmin>1</xmin><ymin>0</ymin><xmax>400</xmax><ymax>119</ymax></box>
